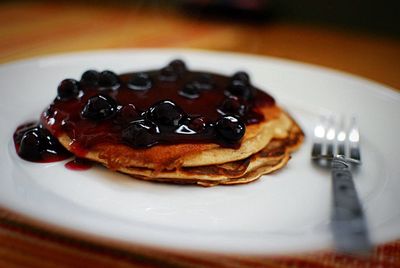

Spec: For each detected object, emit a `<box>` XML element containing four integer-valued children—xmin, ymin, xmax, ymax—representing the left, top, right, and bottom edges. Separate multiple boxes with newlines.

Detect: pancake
<box><xmin>54</xmin><ymin>108</ymin><xmax>303</xmax><ymax>186</ymax></box>
<box><xmin>33</xmin><ymin>59</ymin><xmax>304</xmax><ymax>186</ymax></box>
<box><xmin>55</xmin><ymin>104</ymin><xmax>291</xmax><ymax>169</ymax></box>
<box><xmin>90</xmin><ymin>116</ymin><xmax>303</xmax><ymax>186</ymax></box>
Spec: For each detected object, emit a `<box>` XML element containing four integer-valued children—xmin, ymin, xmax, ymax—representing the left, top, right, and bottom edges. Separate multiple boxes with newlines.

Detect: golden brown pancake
<box><xmin>56</xmin><ymin>108</ymin><xmax>303</xmax><ymax>186</ymax></box>
<box><xmin>104</xmin><ymin>118</ymin><xmax>302</xmax><ymax>187</ymax></box>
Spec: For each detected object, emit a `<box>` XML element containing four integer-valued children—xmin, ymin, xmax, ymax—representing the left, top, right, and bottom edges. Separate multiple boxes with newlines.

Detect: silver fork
<box><xmin>311</xmin><ymin>115</ymin><xmax>372</xmax><ymax>255</ymax></box>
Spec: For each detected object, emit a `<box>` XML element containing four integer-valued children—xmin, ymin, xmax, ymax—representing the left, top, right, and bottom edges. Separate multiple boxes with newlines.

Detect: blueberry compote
<box><xmin>65</xmin><ymin>158</ymin><xmax>93</xmax><ymax>171</ymax></box>
<box><xmin>13</xmin><ymin>122</ymin><xmax>72</xmax><ymax>162</ymax></box>
<box><xmin>14</xmin><ymin>60</ymin><xmax>275</xmax><ymax>162</ymax></box>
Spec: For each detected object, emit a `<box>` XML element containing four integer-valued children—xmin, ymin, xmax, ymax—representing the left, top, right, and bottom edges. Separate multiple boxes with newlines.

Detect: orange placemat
<box><xmin>1</xmin><ymin>207</ymin><xmax>400</xmax><ymax>268</ymax></box>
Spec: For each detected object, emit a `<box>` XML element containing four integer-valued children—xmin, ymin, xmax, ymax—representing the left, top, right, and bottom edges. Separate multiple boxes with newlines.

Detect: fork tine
<box><xmin>311</xmin><ymin>116</ymin><xmax>326</xmax><ymax>159</ymax></box>
<box><xmin>311</xmin><ymin>141</ymin><xmax>322</xmax><ymax>159</ymax></box>
<box><xmin>336</xmin><ymin>116</ymin><xmax>346</xmax><ymax>157</ymax></box>
<box><xmin>325</xmin><ymin>116</ymin><xmax>336</xmax><ymax>158</ymax></box>
<box><xmin>312</xmin><ymin>115</ymin><xmax>361</xmax><ymax>163</ymax></box>
<box><xmin>348</xmin><ymin>117</ymin><xmax>361</xmax><ymax>163</ymax></box>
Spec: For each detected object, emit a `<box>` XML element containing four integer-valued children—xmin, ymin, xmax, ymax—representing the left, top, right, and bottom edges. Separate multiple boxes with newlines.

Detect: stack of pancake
<box><xmin>43</xmin><ymin>61</ymin><xmax>304</xmax><ymax>186</ymax></box>
<box><xmin>56</xmin><ymin>106</ymin><xmax>303</xmax><ymax>186</ymax></box>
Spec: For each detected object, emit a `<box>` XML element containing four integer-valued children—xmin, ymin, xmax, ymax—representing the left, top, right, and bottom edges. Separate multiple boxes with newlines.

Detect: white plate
<box><xmin>1</xmin><ymin>49</ymin><xmax>399</xmax><ymax>255</ymax></box>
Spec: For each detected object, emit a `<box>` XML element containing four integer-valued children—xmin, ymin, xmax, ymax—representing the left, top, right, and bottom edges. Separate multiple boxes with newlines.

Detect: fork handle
<box><xmin>331</xmin><ymin>156</ymin><xmax>372</xmax><ymax>255</ymax></box>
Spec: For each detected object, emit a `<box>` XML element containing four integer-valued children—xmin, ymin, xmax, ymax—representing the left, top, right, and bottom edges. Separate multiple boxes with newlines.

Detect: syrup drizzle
<box><xmin>65</xmin><ymin>158</ymin><xmax>93</xmax><ymax>171</ymax></box>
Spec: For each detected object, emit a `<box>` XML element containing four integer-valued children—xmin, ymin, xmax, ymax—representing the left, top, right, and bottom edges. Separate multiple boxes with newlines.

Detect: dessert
<box><xmin>14</xmin><ymin>59</ymin><xmax>304</xmax><ymax>186</ymax></box>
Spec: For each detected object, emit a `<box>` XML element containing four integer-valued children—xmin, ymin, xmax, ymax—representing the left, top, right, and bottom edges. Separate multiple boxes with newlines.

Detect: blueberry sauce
<box><xmin>13</xmin><ymin>122</ymin><xmax>72</xmax><ymax>162</ymax></box>
<box><xmin>65</xmin><ymin>158</ymin><xmax>93</xmax><ymax>171</ymax></box>
<box><xmin>14</xmin><ymin>60</ymin><xmax>275</xmax><ymax>162</ymax></box>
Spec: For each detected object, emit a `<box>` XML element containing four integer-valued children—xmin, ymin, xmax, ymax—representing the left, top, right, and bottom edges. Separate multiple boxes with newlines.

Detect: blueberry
<box><xmin>122</xmin><ymin>119</ymin><xmax>158</xmax><ymax>148</ymax></box>
<box><xmin>215</xmin><ymin>116</ymin><xmax>246</xmax><ymax>142</ymax></box>
<box><xmin>179</xmin><ymin>83</ymin><xmax>200</xmax><ymax>99</ymax></box>
<box><xmin>148</xmin><ymin>100</ymin><xmax>184</xmax><ymax>126</ymax></box>
<box><xmin>98</xmin><ymin>70</ymin><xmax>119</xmax><ymax>89</ymax></box>
<box><xmin>175</xmin><ymin>117</ymin><xmax>208</xmax><ymax>135</ymax></box>
<box><xmin>13</xmin><ymin>122</ymin><xmax>38</xmax><ymax>144</ymax></box>
<box><xmin>36</xmin><ymin>126</ymin><xmax>62</xmax><ymax>153</ymax></box>
<box><xmin>158</xmin><ymin>59</ymin><xmax>187</xmax><ymax>81</ymax></box>
<box><xmin>80</xmin><ymin>70</ymin><xmax>100</xmax><ymax>85</ymax></box>
<box><xmin>57</xmin><ymin>79</ymin><xmax>81</xmax><ymax>100</ymax></box>
<box><xmin>15</xmin><ymin>124</ymin><xmax>68</xmax><ymax>161</ymax></box>
<box><xmin>81</xmin><ymin>94</ymin><xmax>117</xmax><ymax>120</ymax></box>
<box><xmin>188</xmin><ymin>116</ymin><xmax>207</xmax><ymax>132</ymax></box>
<box><xmin>231</xmin><ymin>71</ymin><xmax>250</xmax><ymax>84</ymax></box>
<box><xmin>227</xmin><ymin>80</ymin><xmax>254</xmax><ymax>100</ymax></box>
<box><xmin>228</xmin><ymin>71</ymin><xmax>254</xmax><ymax>100</ymax></box>
<box><xmin>128</xmin><ymin>73</ymin><xmax>152</xmax><ymax>91</ymax></box>
<box><xmin>193</xmin><ymin>73</ymin><xmax>214</xmax><ymax>90</ymax></box>
<box><xmin>169</xmin><ymin>59</ymin><xmax>187</xmax><ymax>74</ymax></box>
<box><xmin>218</xmin><ymin>96</ymin><xmax>247</xmax><ymax>117</ymax></box>
<box><xmin>18</xmin><ymin>128</ymin><xmax>42</xmax><ymax>160</ymax></box>
<box><xmin>159</xmin><ymin>65</ymin><xmax>179</xmax><ymax>81</ymax></box>
<box><xmin>114</xmin><ymin>104</ymin><xmax>139</xmax><ymax>124</ymax></box>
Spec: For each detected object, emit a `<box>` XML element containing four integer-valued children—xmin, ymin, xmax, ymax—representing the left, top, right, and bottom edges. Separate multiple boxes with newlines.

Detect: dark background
<box><xmin>80</xmin><ymin>0</ymin><xmax>400</xmax><ymax>37</ymax></box>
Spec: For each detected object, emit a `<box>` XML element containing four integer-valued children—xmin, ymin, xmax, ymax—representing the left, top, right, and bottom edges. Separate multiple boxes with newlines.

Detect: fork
<box><xmin>311</xmin><ymin>115</ymin><xmax>372</xmax><ymax>255</ymax></box>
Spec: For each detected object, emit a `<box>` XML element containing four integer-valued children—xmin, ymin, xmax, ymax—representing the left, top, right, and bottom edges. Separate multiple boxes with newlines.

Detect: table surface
<box><xmin>1</xmin><ymin>2</ymin><xmax>400</xmax><ymax>267</ymax></box>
